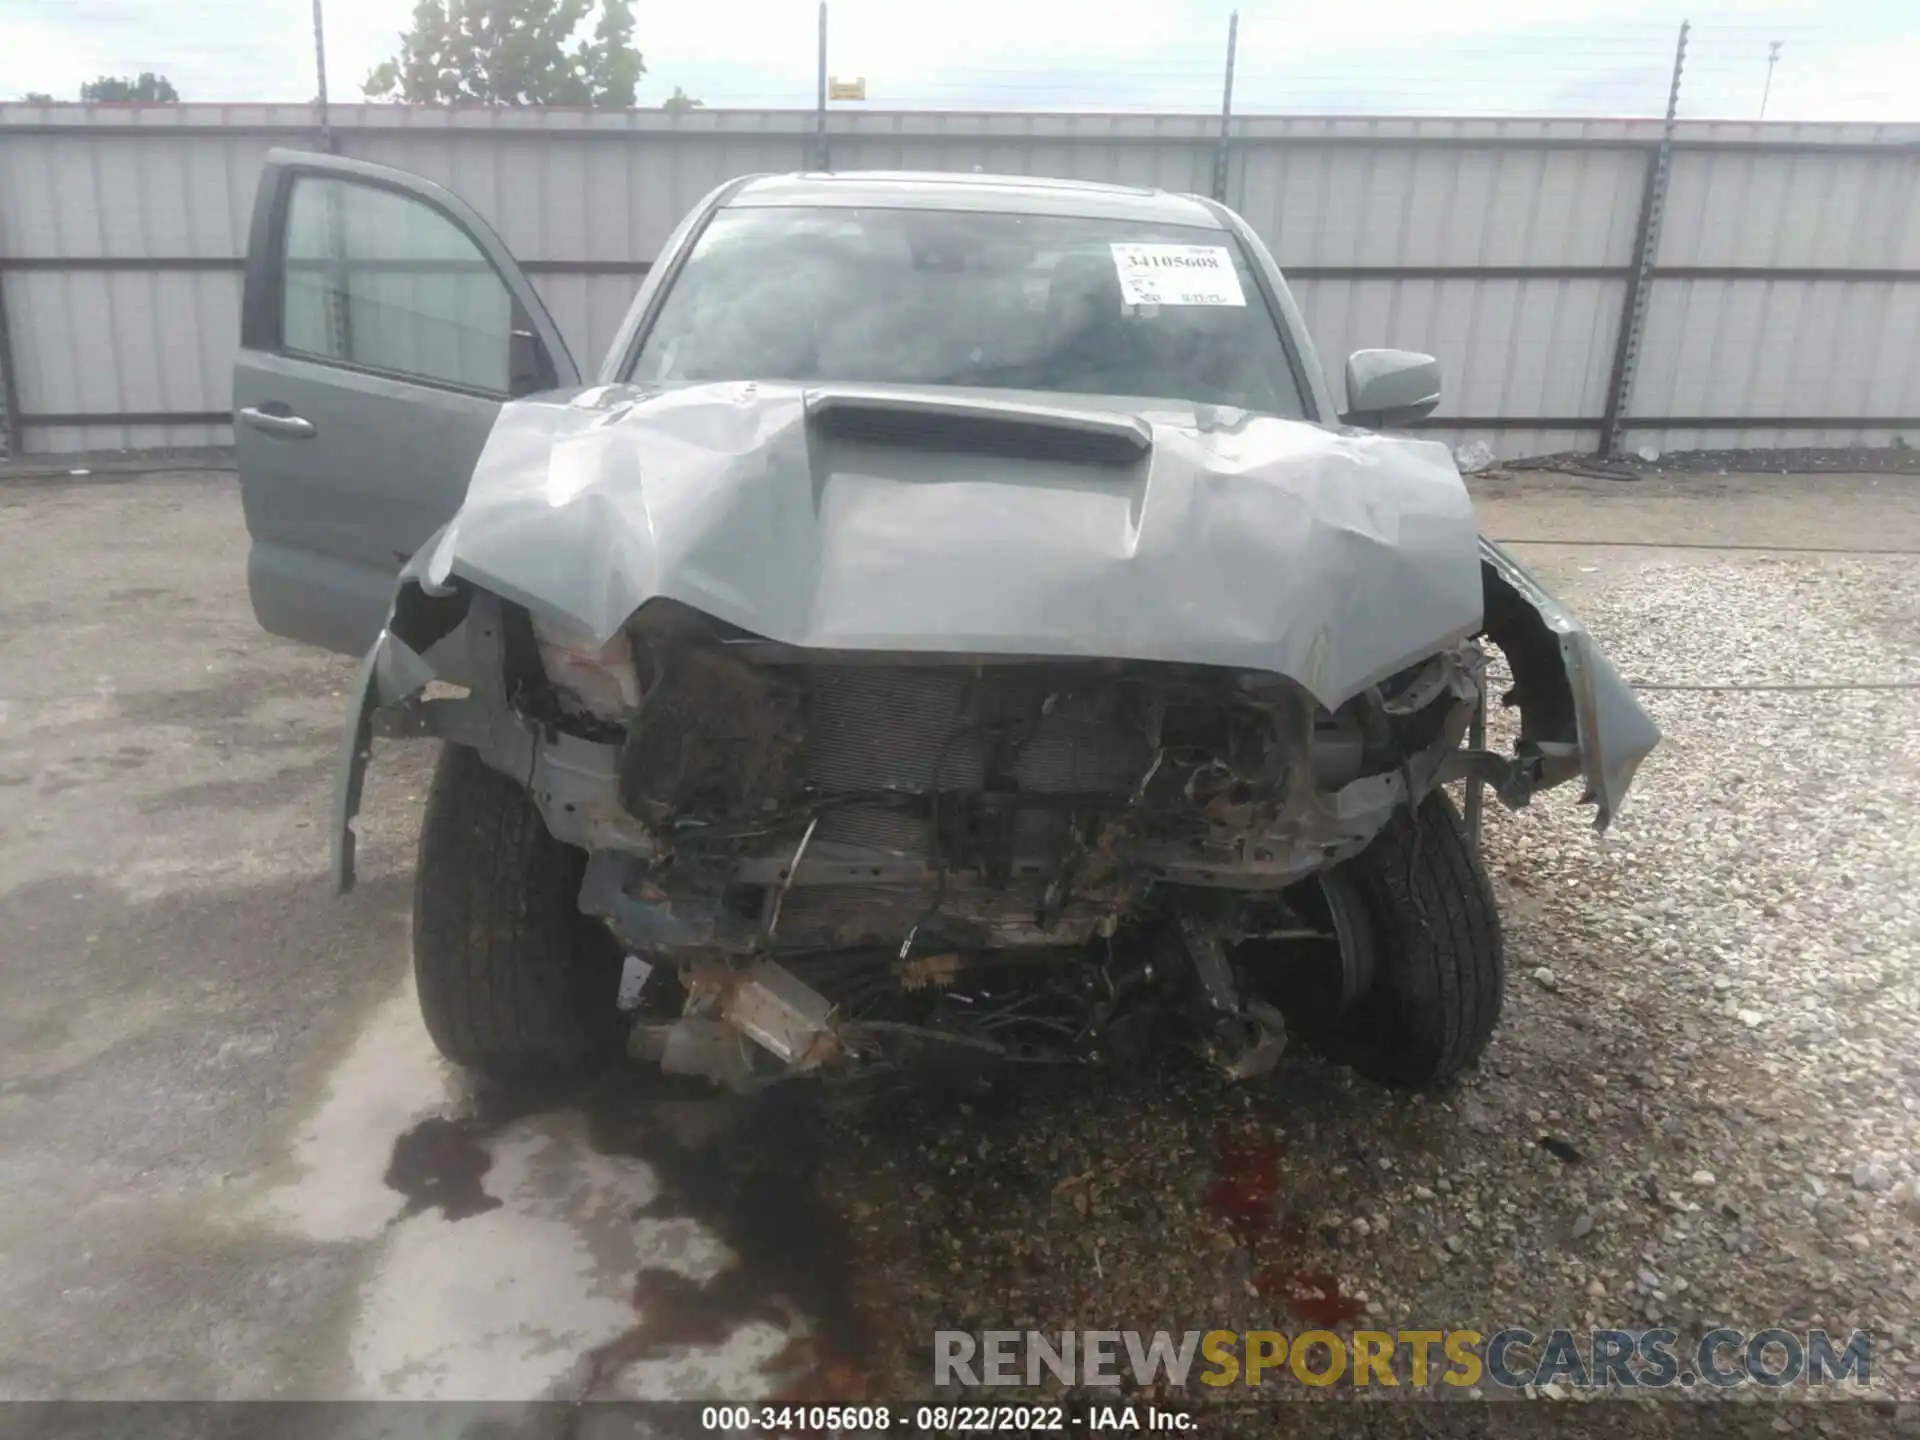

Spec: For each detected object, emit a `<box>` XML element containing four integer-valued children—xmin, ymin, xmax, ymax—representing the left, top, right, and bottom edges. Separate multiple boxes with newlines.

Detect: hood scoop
<box><xmin>804</xmin><ymin>386</ymin><xmax>1151</xmax><ymax>467</ymax></box>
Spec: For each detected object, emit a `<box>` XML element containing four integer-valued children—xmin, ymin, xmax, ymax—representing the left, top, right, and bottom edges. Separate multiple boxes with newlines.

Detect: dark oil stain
<box><xmin>591</xmin><ymin>1077</ymin><xmax>875</xmax><ymax>1398</ymax></box>
<box><xmin>1204</xmin><ymin>1127</ymin><xmax>1283</xmax><ymax>1242</ymax></box>
<box><xmin>384</xmin><ymin>1115</ymin><xmax>503</xmax><ymax>1221</ymax></box>
<box><xmin>579</xmin><ymin>1267</ymin><xmax>794</xmax><ymax>1398</ymax></box>
<box><xmin>452</xmin><ymin>1068</ymin><xmax>878</xmax><ymax>1400</ymax></box>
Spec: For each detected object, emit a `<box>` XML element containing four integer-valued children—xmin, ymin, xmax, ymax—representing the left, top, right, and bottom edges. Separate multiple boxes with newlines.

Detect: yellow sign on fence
<box><xmin>828</xmin><ymin>76</ymin><xmax>867</xmax><ymax>101</ymax></box>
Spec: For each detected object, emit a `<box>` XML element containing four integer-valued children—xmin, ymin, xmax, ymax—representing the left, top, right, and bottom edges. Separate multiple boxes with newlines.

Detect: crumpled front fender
<box><xmin>331</xmin><ymin>534</ymin><xmax>470</xmax><ymax>893</ymax></box>
<box><xmin>1478</xmin><ymin>537</ymin><xmax>1660</xmax><ymax>828</ymax></box>
<box><xmin>330</xmin><ymin>629</ymin><xmax>436</xmax><ymax>894</ymax></box>
<box><xmin>331</xmin><ymin>565</ymin><xmax>648</xmax><ymax>895</ymax></box>
<box><xmin>329</xmin><ymin>527</ymin><xmax>1660</xmax><ymax>897</ymax></box>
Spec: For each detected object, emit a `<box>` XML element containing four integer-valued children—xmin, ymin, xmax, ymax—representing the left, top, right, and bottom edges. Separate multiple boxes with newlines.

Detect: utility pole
<box><xmin>814</xmin><ymin>2</ymin><xmax>829</xmax><ymax>172</ymax></box>
<box><xmin>1212</xmin><ymin>12</ymin><xmax>1238</xmax><ymax>203</ymax></box>
<box><xmin>1759</xmin><ymin>40</ymin><xmax>1781</xmax><ymax>120</ymax></box>
<box><xmin>312</xmin><ymin>0</ymin><xmax>335</xmax><ymax>152</ymax></box>
<box><xmin>1598</xmin><ymin>19</ymin><xmax>1688</xmax><ymax>458</ymax></box>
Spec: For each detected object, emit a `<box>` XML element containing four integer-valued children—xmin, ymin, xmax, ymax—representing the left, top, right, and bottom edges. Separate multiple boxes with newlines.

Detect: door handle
<box><xmin>239</xmin><ymin>406</ymin><xmax>316</xmax><ymax>440</ymax></box>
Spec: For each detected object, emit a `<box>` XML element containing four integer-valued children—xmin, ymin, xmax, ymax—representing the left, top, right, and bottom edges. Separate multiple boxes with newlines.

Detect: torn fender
<box><xmin>332</xmin><ymin>636</ymin><xmax>420</xmax><ymax>894</ymax></box>
<box><xmin>332</xmin><ymin>578</ymin><xmax>656</xmax><ymax>894</ymax></box>
<box><xmin>1479</xmin><ymin>537</ymin><xmax>1660</xmax><ymax>828</ymax></box>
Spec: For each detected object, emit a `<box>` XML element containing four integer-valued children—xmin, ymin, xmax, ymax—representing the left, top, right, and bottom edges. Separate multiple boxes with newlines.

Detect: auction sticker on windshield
<box><xmin>1109</xmin><ymin>244</ymin><xmax>1247</xmax><ymax>306</ymax></box>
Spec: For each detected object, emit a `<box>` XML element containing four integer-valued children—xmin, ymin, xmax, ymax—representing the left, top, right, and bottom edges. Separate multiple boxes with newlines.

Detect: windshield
<box><xmin>629</xmin><ymin>205</ymin><xmax>1309</xmax><ymax>417</ymax></box>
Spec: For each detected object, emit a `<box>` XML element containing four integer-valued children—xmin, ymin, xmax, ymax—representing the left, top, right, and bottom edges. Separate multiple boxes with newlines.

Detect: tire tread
<box><xmin>1345</xmin><ymin>789</ymin><xmax>1504</xmax><ymax>1085</ymax></box>
<box><xmin>413</xmin><ymin>743</ymin><xmax>610</xmax><ymax>1074</ymax></box>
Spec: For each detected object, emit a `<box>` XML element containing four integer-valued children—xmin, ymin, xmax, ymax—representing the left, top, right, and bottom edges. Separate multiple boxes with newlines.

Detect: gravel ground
<box><xmin>3</xmin><ymin>468</ymin><xmax>1918</xmax><ymax>1439</ymax></box>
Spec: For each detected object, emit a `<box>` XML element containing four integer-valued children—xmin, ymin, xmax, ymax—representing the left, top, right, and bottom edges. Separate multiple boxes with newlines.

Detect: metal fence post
<box><xmin>1212</xmin><ymin>11</ymin><xmax>1239</xmax><ymax>203</ymax></box>
<box><xmin>0</xmin><ymin>277</ymin><xmax>22</xmax><ymax>457</ymax></box>
<box><xmin>1598</xmin><ymin>20</ymin><xmax>1689</xmax><ymax>457</ymax></box>
<box><xmin>814</xmin><ymin>2</ymin><xmax>830</xmax><ymax>172</ymax></box>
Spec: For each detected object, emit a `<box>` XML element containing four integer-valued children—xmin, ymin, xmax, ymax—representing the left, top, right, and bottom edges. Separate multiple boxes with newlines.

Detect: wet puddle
<box><xmin>384</xmin><ymin>1115</ymin><xmax>502</xmax><ymax>1221</ymax></box>
<box><xmin>371</xmin><ymin>1066</ymin><xmax>878</xmax><ymax>1399</ymax></box>
<box><xmin>577</xmin><ymin>1078</ymin><xmax>877</xmax><ymax>1399</ymax></box>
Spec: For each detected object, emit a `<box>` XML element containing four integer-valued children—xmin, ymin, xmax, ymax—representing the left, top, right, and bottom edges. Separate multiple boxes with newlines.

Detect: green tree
<box><xmin>662</xmin><ymin>86</ymin><xmax>702</xmax><ymax>112</ymax></box>
<box><xmin>364</xmin><ymin>0</ymin><xmax>644</xmax><ymax>106</ymax></box>
<box><xmin>79</xmin><ymin>73</ymin><xmax>180</xmax><ymax>102</ymax></box>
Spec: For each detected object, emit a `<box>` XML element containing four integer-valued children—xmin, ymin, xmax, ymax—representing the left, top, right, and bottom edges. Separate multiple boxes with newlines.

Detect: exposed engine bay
<box><xmin>338</xmin><ymin>564</ymin><xmax>1615</xmax><ymax>1091</ymax></box>
<box><xmin>330</xmin><ymin>384</ymin><xmax>1660</xmax><ymax>1091</ymax></box>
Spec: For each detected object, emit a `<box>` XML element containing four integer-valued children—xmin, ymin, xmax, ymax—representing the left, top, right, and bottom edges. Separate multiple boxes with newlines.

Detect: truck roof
<box><xmin>728</xmin><ymin>171</ymin><xmax>1226</xmax><ymax>227</ymax></box>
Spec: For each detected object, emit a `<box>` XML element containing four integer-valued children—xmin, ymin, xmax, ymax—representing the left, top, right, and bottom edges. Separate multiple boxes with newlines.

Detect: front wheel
<box><xmin>1337</xmin><ymin>788</ymin><xmax>1505</xmax><ymax>1086</ymax></box>
<box><xmin>412</xmin><ymin>743</ymin><xmax>627</xmax><ymax>1077</ymax></box>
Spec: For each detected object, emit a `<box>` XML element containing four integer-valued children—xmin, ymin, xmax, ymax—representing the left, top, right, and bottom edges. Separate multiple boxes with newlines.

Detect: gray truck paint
<box><xmin>235</xmin><ymin>149</ymin><xmax>584</xmax><ymax>658</ymax></box>
<box><xmin>416</xmin><ymin>381</ymin><xmax>1483</xmax><ymax>711</ymax></box>
<box><xmin>330</xmin><ymin>384</ymin><xmax>1659</xmax><ymax>892</ymax></box>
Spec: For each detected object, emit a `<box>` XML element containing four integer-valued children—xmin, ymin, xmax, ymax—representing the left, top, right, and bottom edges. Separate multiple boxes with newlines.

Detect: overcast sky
<box><xmin>3</xmin><ymin>0</ymin><xmax>1916</xmax><ymax>120</ymax></box>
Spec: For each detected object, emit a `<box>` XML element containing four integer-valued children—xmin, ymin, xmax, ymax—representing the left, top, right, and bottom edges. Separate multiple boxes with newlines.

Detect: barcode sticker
<box><xmin>1109</xmin><ymin>243</ymin><xmax>1246</xmax><ymax>306</ymax></box>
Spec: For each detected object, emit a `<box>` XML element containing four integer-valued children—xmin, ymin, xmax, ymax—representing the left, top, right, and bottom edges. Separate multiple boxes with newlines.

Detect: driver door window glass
<box><xmin>282</xmin><ymin>176</ymin><xmax>511</xmax><ymax>394</ymax></box>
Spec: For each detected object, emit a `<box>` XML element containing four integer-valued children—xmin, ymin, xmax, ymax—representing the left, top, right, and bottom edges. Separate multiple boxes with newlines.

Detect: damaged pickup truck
<box><xmin>234</xmin><ymin>153</ymin><xmax>1658</xmax><ymax>1092</ymax></box>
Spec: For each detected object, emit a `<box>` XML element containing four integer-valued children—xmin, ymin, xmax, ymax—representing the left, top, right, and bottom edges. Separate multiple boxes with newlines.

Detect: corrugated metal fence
<box><xmin>1</xmin><ymin>103</ymin><xmax>1917</xmax><ymax>458</ymax></box>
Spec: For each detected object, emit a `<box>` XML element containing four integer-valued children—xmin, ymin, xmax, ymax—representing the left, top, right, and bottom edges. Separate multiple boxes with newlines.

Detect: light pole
<box><xmin>1759</xmin><ymin>40</ymin><xmax>1781</xmax><ymax>120</ymax></box>
<box><xmin>312</xmin><ymin>0</ymin><xmax>334</xmax><ymax>151</ymax></box>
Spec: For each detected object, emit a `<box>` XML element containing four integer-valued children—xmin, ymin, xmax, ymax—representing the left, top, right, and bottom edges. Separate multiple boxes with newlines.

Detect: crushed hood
<box><xmin>422</xmin><ymin>381</ymin><xmax>1484</xmax><ymax>710</ymax></box>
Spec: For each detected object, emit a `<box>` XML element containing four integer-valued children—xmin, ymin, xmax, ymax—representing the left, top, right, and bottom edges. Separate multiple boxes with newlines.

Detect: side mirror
<box><xmin>509</xmin><ymin>328</ymin><xmax>557</xmax><ymax>398</ymax></box>
<box><xmin>1340</xmin><ymin>349</ymin><xmax>1441</xmax><ymax>430</ymax></box>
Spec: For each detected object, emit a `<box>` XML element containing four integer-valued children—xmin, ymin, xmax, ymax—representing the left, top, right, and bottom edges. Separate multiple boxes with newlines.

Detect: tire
<box><xmin>1329</xmin><ymin>788</ymin><xmax>1505</xmax><ymax>1087</ymax></box>
<box><xmin>412</xmin><ymin>742</ymin><xmax>627</xmax><ymax>1077</ymax></box>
